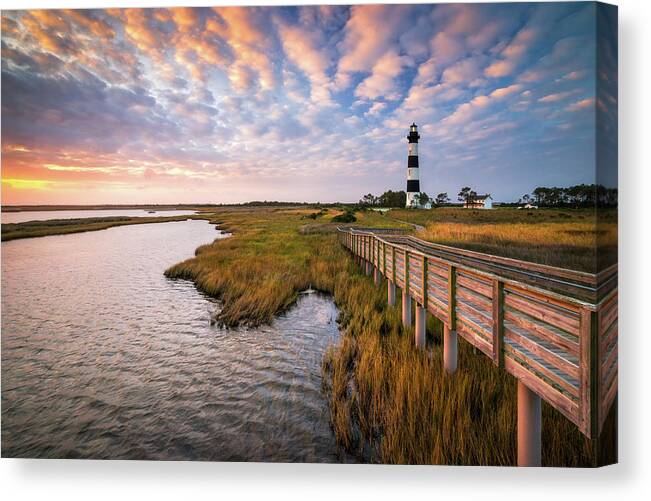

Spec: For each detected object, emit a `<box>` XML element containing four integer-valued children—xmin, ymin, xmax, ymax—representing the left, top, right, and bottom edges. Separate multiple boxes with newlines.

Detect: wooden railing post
<box><xmin>492</xmin><ymin>279</ymin><xmax>505</xmax><ymax>367</ymax></box>
<box><xmin>422</xmin><ymin>256</ymin><xmax>428</xmax><ymax>308</ymax></box>
<box><xmin>445</xmin><ymin>265</ymin><xmax>458</xmax><ymax>373</ymax></box>
<box><xmin>405</xmin><ymin>250</ymin><xmax>410</xmax><ymax>293</ymax></box>
<box><xmin>367</xmin><ymin>235</ymin><xmax>370</xmax><ymax>262</ymax></box>
<box><xmin>365</xmin><ymin>236</ymin><xmax>372</xmax><ymax>276</ymax></box>
<box><xmin>414</xmin><ymin>255</ymin><xmax>428</xmax><ymax>349</ymax></box>
<box><xmin>580</xmin><ymin>307</ymin><xmax>600</xmax><ymax>441</ymax></box>
<box><xmin>382</xmin><ymin>242</ymin><xmax>386</xmax><ymax>274</ymax></box>
<box><xmin>447</xmin><ymin>265</ymin><xmax>457</xmax><ymax>331</ymax></box>
<box><xmin>355</xmin><ymin>235</ymin><xmax>362</xmax><ymax>265</ymax></box>
<box><xmin>392</xmin><ymin>246</ymin><xmax>396</xmax><ymax>284</ymax></box>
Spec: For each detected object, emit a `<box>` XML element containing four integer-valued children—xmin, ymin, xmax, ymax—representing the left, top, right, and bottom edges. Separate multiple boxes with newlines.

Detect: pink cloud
<box><xmin>277</xmin><ymin>22</ymin><xmax>333</xmax><ymax>104</ymax></box>
<box><xmin>490</xmin><ymin>84</ymin><xmax>523</xmax><ymax>98</ymax></box>
<box><xmin>335</xmin><ymin>5</ymin><xmax>411</xmax><ymax>87</ymax></box>
<box><xmin>355</xmin><ymin>49</ymin><xmax>412</xmax><ymax>101</ymax></box>
<box><xmin>538</xmin><ymin>90</ymin><xmax>576</xmax><ymax>103</ymax></box>
<box><xmin>565</xmin><ymin>98</ymin><xmax>595</xmax><ymax>112</ymax></box>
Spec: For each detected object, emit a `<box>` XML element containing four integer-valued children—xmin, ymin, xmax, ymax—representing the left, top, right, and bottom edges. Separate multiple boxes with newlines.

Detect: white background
<box><xmin>1</xmin><ymin>0</ymin><xmax>649</xmax><ymax>499</ymax></box>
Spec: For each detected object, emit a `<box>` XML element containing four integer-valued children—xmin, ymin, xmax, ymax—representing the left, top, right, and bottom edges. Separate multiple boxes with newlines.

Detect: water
<box><xmin>1</xmin><ymin>209</ymin><xmax>198</xmax><ymax>224</ymax></box>
<box><xmin>1</xmin><ymin>220</ymin><xmax>344</xmax><ymax>462</ymax></box>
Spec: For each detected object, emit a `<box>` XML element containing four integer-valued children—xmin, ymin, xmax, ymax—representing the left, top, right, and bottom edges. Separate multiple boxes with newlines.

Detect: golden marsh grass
<box><xmin>165</xmin><ymin>206</ymin><xmax>615</xmax><ymax>465</ymax></box>
<box><xmin>390</xmin><ymin>207</ymin><xmax>617</xmax><ymax>272</ymax></box>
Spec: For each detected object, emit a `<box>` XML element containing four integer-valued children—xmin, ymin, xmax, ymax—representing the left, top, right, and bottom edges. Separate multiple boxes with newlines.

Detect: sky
<box><xmin>1</xmin><ymin>2</ymin><xmax>617</xmax><ymax>205</ymax></box>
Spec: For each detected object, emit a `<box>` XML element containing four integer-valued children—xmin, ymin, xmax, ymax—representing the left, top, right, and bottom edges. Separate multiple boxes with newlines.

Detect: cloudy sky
<box><xmin>1</xmin><ymin>2</ymin><xmax>616</xmax><ymax>205</ymax></box>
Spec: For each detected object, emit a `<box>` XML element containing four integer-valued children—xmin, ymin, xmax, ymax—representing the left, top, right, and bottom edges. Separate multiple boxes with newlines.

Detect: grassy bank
<box><xmin>164</xmin><ymin>206</ymin><xmax>615</xmax><ymax>466</ymax></box>
<box><xmin>1</xmin><ymin>215</ymin><xmax>195</xmax><ymax>241</ymax></box>
<box><xmin>388</xmin><ymin>207</ymin><xmax>617</xmax><ymax>273</ymax></box>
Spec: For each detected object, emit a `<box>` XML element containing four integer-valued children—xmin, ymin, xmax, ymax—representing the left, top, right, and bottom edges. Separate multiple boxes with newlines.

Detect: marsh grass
<box><xmin>165</xmin><ymin>207</ymin><xmax>351</xmax><ymax>326</ymax></box>
<box><xmin>164</xmin><ymin>206</ymin><xmax>615</xmax><ymax>466</ymax></box>
<box><xmin>324</xmin><ymin>266</ymin><xmax>615</xmax><ymax>465</ymax></box>
<box><xmin>0</xmin><ymin>215</ymin><xmax>194</xmax><ymax>241</ymax></box>
<box><xmin>6</xmin><ymin>205</ymin><xmax>614</xmax><ymax>464</ymax></box>
<box><xmin>388</xmin><ymin>207</ymin><xmax>617</xmax><ymax>273</ymax></box>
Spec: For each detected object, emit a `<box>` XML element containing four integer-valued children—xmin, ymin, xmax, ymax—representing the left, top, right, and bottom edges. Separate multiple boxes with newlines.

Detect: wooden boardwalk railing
<box><xmin>337</xmin><ymin>226</ymin><xmax>617</xmax><ymax>466</ymax></box>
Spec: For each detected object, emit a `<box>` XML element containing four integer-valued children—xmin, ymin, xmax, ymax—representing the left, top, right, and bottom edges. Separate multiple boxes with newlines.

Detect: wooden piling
<box><xmin>444</xmin><ymin>325</ymin><xmax>457</xmax><ymax>374</ymax></box>
<box><xmin>388</xmin><ymin>280</ymin><xmax>396</xmax><ymax>306</ymax></box>
<box><xmin>374</xmin><ymin>266</ymin><xmax>381</xmax><ymax>286</ymax></box>
<box><xmin>518</xmin><ymin>381</ymin><xmax>542</xmax><ymax>467</ymax></box>
<box><xmin>402</xmin><ymin>289</ymin><xmax>412</xmax><ymax>327</ymax></box>
<box><xmin>415</xmin><ymin>304</ymin><xmax>426</xmax><ymax>348</ymax></box>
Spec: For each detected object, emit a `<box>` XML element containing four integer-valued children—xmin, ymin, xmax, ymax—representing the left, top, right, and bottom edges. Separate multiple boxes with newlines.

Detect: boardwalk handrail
<box><xmin>336</xmin><ymin>226</ymin><xmax>618</xmax><ymax>446</ymax></box>
<box><xmin>341</xmin><ymin>227</ymin><xmax>615</xmax><ymax>303</ymax></box>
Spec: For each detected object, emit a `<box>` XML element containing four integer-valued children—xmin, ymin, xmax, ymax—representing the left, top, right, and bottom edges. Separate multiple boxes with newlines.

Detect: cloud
<box><xmin>355</xmin><ymin>49</ymin><xmax>413</xmax><ymax>101</ymax></box>
<box><xmin>490</xmin><ymin>84</ymin><xmax>523</xmax><ymax>98</ymax></box>
<box><xmin>565</xmin><ymin>98</ymin><xmax>595</xmax><ymax>112</ymax></box>
<box><xmin>485</xmin><ymin>28</ymin><xmax>537</xmax><ymax>78</ymax></box>
<box><xmin>0</xmin><ymin>4</ymin><xmax>610</xmax><ymax>204</ymax></box>
<box><xmin>442</xmin><ymin>57</ymin><xmax>483</xmax><ymax>84</ymax></box>
<box><xmin>277</xmin><ymin>20</ymin><xmax>334</xmax><ymax>104</ymax></box>
<box><xmin>335</xmin><ymin>4</ymin><xmax>413</xmax><ymax>88</ymax></box>
<box><xmin>538</xmin><ymin>90</ymin><xmax>576</xmax><ymax>103</ymax></box>
<box><xmin>211</xmin><ymin>7</ymin><xmax>277</xmax><ymax>90</ymax></box>
<box><xmin>365</xmin><ymin>102</ymin><xmax>387</xmax><ymax>117</ymax></box>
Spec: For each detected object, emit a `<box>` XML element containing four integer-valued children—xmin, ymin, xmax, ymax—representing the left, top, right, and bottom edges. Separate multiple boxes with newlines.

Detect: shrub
<box><xmin>332</xmin><ymin>211</ymin><xmax>357</xmax><ymax>223</ymax></box>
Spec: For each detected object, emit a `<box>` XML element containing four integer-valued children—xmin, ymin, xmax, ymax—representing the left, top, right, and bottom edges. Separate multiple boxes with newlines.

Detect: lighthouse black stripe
<box><xmin>407</xmin><ymin>180</ymin><xmax>420</xmax><ymax>192</ymax></box>
<box><xmin>408</xmin><ymin>156</ymin><xmax>419</xmax><ymax>168</ymax></box>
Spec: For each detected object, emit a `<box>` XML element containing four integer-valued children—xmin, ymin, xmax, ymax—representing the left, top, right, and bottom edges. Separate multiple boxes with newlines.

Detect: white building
<box><xmin>464</xmin><ymin>194</ymin><xmax>493</xmax><ymax>209</ymax></box>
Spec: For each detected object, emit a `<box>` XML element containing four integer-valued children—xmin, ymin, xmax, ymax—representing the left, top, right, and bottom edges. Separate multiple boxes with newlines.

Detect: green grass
<box><xmin>164</xmin><ymin>206</ymin><xmax>615</xmax><ymax>466</ymax></box>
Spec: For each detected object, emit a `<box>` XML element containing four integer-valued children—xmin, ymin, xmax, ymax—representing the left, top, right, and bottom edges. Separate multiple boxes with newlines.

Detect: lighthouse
<box><xmin>406</xmin><ymin>123</ymin><xmax>421</xmax><ymax>208</ymax></box>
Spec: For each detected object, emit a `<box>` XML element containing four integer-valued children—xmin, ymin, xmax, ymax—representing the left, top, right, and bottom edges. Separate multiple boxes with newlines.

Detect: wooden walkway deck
<box><xmin>337</xmin><ymin>227</ymin><xmax>617</xmax><ymax>442</ymax></box>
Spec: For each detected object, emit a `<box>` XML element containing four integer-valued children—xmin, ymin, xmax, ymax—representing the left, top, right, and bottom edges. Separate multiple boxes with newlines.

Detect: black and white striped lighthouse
<box><xmin>406</xmin><ymin>123</ymin><xmax>421</xmax><ymax>208</ymax></box>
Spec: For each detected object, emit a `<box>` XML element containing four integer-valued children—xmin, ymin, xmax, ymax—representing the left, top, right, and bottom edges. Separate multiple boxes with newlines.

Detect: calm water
<box><xmin>1</xmin><ymin>220</ymin><xmax>344</xmax><ymax>462</ymax></box>
<box><xmin>1</xmin><ymin>209</ymin><xmax>198</xmax><ymax>224</ymax></box>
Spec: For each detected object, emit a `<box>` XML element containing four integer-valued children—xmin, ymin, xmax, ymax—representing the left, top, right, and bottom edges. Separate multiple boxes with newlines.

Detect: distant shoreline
<box><xmin>1</xmin><ymin>205</ymin><xmax>216</xmax><ymax>213</ymax></box>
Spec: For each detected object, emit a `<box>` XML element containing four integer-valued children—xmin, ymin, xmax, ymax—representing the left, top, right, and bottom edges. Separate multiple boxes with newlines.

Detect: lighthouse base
<box><xmin>407</xmin><ymin>192</ymin><xmax>430</xmax><ymax>209</ymax></box>
<box><xmin>406</xmin><ymin>192</ymin><xmax>420</xmax><ymax>208</ymax></box>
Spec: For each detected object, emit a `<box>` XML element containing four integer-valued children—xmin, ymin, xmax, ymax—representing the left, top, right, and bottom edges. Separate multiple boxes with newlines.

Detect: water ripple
<box><xmin>2</xmin><ymin>220</ymin><xmax>345</xmax><ymax>462</ymax></box>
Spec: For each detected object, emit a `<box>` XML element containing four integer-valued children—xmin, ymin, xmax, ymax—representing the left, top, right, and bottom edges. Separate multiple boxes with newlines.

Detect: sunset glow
<box><xmin>1</xmin><ymin>3</ymin><xmax>615</xmax><ymax>205</ymax></box>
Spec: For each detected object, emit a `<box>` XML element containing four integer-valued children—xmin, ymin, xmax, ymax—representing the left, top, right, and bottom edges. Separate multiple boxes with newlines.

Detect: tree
<box><xmin>458</xmin><ymin>187</ymin><xmax>477</xmax><ymax>203</ymax></box>
<box><xmin>376</xmin><ymin>190</ymin><xmax>406</xmax><ymax>208</ymax></box>
<box><xmin>359</xmin><ymin>193</ymin><xmax>377</xmax><ymax>206</ymax></box>
<box><xmin>416</xmin><ymin>192</ymin><xmax>430</xmax><ymax>207</ymax></box>
<box><xmin>435</xmin><ymin>192</ymin><xmax>450</xmax><ymax>206</ymax></box>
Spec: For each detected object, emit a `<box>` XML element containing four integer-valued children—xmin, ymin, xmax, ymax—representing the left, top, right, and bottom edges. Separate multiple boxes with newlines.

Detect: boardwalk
<box><xmin>338</xmin><ymin>226</ymin><xmax>617</xmax><ymax>466</ymax></box>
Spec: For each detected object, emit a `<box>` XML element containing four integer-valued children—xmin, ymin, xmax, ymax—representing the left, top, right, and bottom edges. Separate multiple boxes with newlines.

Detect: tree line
<box><xmin>519</xmin><ymin>184</ymin><xmax>618</xmax><ymax>208</ymax></box>
<box><xmin>358</xmin><ymin>189</ymin><xmax>472</xmax><ymax>207</ymax></box>
<box><xmin>358</xmin><ymin>183</ymin><xmax>617</xmax><ymax>209</ymax></box>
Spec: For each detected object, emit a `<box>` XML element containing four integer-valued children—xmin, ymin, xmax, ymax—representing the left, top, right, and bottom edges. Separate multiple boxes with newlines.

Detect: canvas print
<box><xmin>1</xmin><ymin>2</ymin><xmax>617</xmax><ymax>466</ymax></box>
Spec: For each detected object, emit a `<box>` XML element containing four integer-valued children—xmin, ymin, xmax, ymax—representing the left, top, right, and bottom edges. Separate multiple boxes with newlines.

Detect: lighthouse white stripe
<box><xmin>408</xmin><ymin>143</ymin><xmax>418</xmax><ymax>156</ymax></box>
<box><xmin>407</xmin><ymin>168</ymin><xmax>419</xmax><ymax>180</ymax></box>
